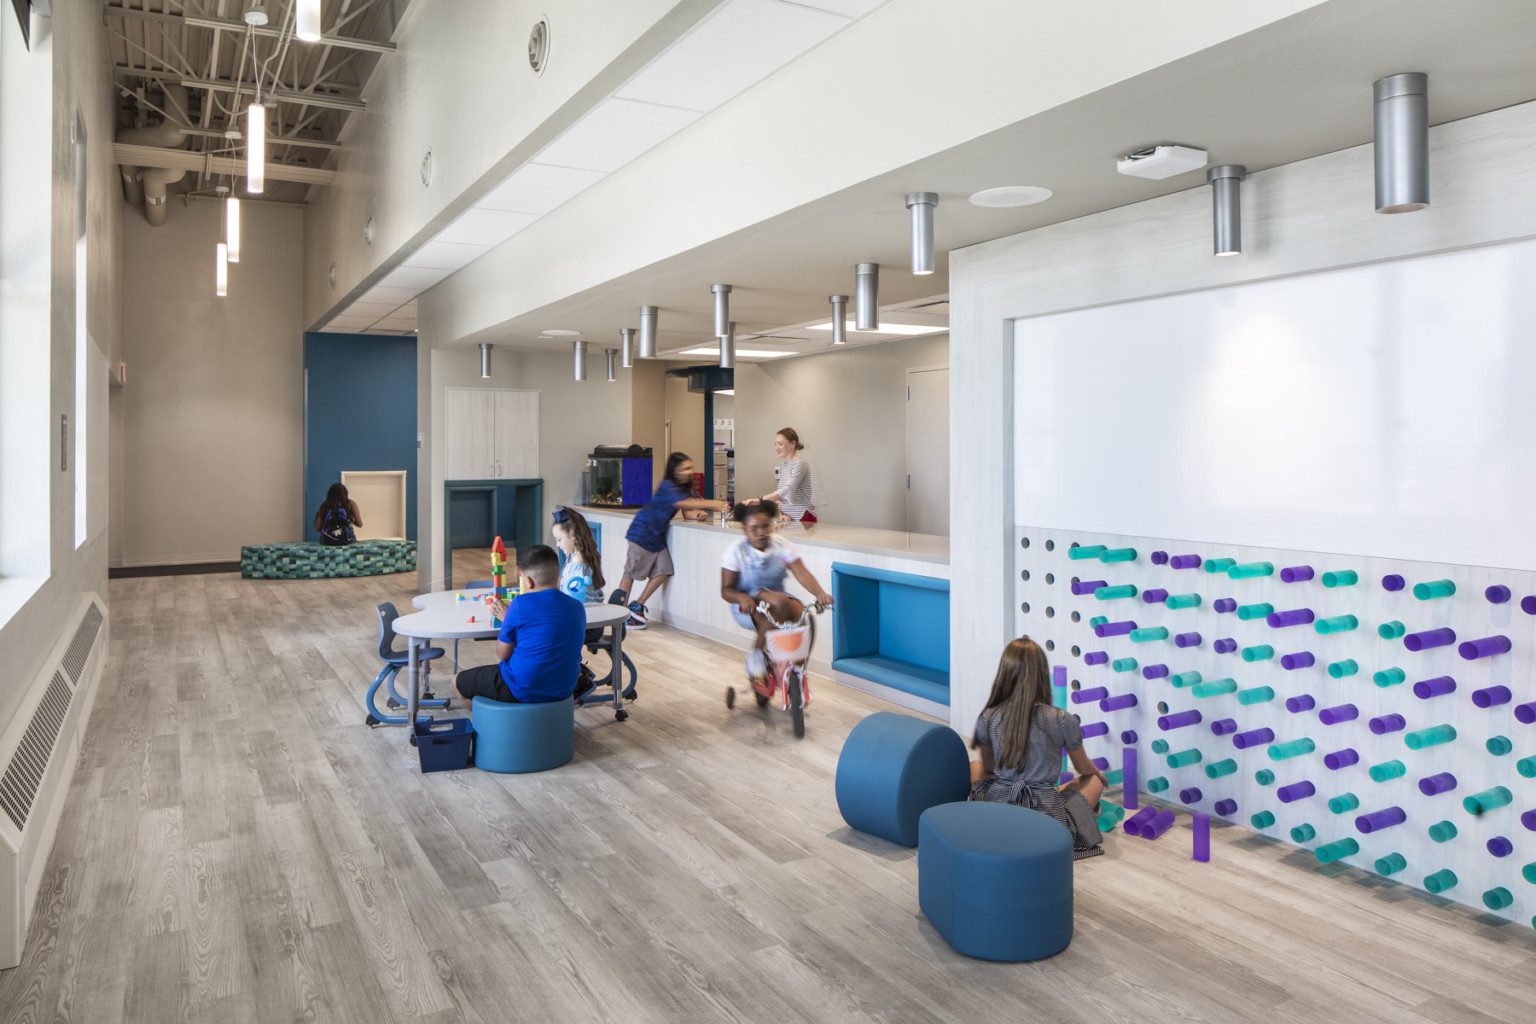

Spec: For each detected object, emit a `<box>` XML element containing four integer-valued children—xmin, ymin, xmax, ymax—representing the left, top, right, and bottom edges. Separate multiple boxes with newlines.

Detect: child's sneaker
<box><xmin>626</xmin><ymin>602</ymin><xmax>648</xmax><ymax>629</ymax></box>
<box><xmin>744</xmin><ymin>650</ymin><xmax>767</xmax><ymax>686</ymax></box>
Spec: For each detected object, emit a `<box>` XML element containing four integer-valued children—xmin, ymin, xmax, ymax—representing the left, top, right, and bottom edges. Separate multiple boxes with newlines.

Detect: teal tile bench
<box><xmin>240</xmin><ymin>540</ymin><xmax>417</xmax><ymax>580</ymax></box>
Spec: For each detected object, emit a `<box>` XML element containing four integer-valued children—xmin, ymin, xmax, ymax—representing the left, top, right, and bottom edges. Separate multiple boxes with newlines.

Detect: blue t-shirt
<box><xmin>626</xmin><ymin>478</ymin><xmax>689</xmax><ymax>552</ymax></box>
<box><xmin>497</xmin><ymin>588</ymin><xmax>587</xmax><ymax>702</ymax></box>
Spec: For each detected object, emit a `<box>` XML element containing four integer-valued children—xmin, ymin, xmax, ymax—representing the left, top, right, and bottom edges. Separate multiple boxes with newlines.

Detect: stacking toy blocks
<box><xmin>488</xmin><ymin>536</ymin><xmax>511</xmax><ymax>627</ymax></box>
<box><xmin>1016</xmin><ymin>528</ymin><xmax>1536</xmax><ymax>927</ymax></box>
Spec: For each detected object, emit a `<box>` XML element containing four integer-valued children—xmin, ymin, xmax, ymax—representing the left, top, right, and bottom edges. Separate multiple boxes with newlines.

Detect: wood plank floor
<box><xmin>2</xmin><ymin>567</ymin><xmax>1534</xmax><ymax>1022</ymax></box>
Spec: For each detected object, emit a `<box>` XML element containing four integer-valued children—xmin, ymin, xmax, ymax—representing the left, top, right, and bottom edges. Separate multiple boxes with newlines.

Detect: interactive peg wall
<box><xmin>1017</xmin><ymin>527</ymin><xmax>1536</xmax><ymax>926</ymax></box>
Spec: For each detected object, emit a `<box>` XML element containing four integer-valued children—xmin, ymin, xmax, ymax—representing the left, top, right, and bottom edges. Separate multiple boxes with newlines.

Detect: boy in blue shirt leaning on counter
<box><xmin>453</xmin><ymin>544</ymin><xmax>587</xmax><ymax>703</ymax></box>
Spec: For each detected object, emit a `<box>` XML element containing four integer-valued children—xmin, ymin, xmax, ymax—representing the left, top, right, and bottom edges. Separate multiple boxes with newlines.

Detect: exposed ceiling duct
<box><xmin>116</xmin><ymin>84</ymin><xmax>190</xmax><ymax>225</ymax></box>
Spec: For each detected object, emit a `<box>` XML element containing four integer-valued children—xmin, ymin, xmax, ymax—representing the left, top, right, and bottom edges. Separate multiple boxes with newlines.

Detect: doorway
<box><xmin>905</xmin><ymin>365</ymin><xmax>949</xmax><ymax>535</ymax></box>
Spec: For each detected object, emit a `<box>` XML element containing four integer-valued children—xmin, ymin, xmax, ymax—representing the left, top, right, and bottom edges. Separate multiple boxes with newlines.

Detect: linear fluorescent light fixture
<box><xmin>215</xmin><ymin>242</ymin><xmax>228</xmax><ymax>297</ymax></box>
<box><xmin>679</xmin><ymin>347</ymin><xmax>790</xmax><ymax>359</ymax></box>
<box><xmin>225</xmin><ymin>197</ymin><xmax>241</xmax><ymax>262</ymax></box>
<box><xmin>296</xmin><ymin>0</ymin><xmax>322</xmax><ymax>42</ymax></box>
<box><xmin>246</xmin><ymin>103</ymin><xmax>265</xmax><ymax>192</ymax></box>
<box><xmin>808</xmin><ymin>321</ymin><xmax>946</xmax><ymax>336</ymax></box>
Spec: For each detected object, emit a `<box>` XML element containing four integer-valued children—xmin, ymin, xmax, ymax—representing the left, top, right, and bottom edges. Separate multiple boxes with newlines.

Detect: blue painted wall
<box><xmin>303</xmin><ymin>333</ymin><xmax>417</xmax><ymax>542</ymax></box>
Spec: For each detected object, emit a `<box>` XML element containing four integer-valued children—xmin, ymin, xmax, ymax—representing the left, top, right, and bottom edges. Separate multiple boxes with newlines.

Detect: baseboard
<box><xmin>108</xmin><ymin>561</ymin><xmax>241</xmax><ymax>579</ymax></box>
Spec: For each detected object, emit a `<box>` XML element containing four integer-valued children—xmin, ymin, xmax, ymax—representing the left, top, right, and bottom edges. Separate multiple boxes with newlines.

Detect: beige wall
<box><xmin>118</xmin><ymin>201</ymin><xmax>305</xmax><ymax>565</ymax></box>
<box><xmin>629</xmin><ymin>357</ymin><xmax>667</xmax><ymax>487</ymax></box>
<box><xmin>728</xmin><ymin>335</ymin><xmax>948</xmax><ymax>532</ymax></box>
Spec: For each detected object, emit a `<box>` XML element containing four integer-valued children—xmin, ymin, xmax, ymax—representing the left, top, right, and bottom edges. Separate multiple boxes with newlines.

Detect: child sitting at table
<box><xmin>551</xmin><ymin>506</ymin><xmax>604</xmax><ymax>604</ymax></box>
<box><xmin>452</xmin><ymin>544</ymin><xmax>586</xmax><ymax>703</ymax></box>
<box><xmin>970</xmin><ymin>636</ymin><xmax>1109</xmax><ymax>860</ymax></box>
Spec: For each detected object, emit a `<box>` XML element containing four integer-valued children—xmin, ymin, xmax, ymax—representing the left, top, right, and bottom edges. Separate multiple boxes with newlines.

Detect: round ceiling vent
<box><xmin>528</xmin><ymin>18</ymin><xmax>549</xmax><ymax>75</ymax></box>
<box><xmin>363</xmin><ymin>216</ymin><xmax>375</xmax><ymax>245</ymax></box>
<box><xmin>968</xmin><ymin>185</ymin><xmax>1053</xmax><ymax>208</ymax></box>
<box><xmin>420</xmin><ymin>149</ymin><xmax>433</xmax><ymax>187</ymax></box>
<box><xmin>327</xmin><ymin>262</ymin><xmax>337</xmax><ymax>288</ymax></box>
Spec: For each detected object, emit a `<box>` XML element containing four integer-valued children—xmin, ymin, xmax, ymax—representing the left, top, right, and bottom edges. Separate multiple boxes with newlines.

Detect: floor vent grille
<box><xmin>60</xmin><ymin>604</ymin><xmax>103</xmax><ymax>685</ymax></box>
<box><xmin>0</xmin><ymin>673</ymin><xmax>73</xmax><ymax>831</ymax></box>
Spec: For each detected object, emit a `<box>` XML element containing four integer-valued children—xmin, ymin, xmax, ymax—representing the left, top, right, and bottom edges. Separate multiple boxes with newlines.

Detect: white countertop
<box><xmin>573</xmin><ymin>506</ymin><xmax>949</xmax><ymax>564</ymax></box>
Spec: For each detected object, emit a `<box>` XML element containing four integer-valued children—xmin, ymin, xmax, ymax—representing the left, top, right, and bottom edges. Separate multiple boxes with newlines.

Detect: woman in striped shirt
<box><xmin>757</xmin><ymin>427</ymin><xmax>817</xmax><ymax>523</ymax></box>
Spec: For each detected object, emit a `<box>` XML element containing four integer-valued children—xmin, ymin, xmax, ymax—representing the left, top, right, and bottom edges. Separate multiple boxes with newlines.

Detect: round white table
<box><xmin>392</xmin><ymin>590</ymin><xmax>632</xmax><ymax>732</ymax></box>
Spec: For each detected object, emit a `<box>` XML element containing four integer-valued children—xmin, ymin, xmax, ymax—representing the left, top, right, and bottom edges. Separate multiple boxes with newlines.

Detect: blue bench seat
<box><xmin>240</xmin><ymin>540</ymin><xmax>417</xmax><ymax>579</ymax></box>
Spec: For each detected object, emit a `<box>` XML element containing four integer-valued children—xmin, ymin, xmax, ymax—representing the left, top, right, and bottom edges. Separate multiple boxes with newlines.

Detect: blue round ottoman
<box><xmin>835</xmin><ymin>712</ymin><xmax>970</xmax><ymax>847</ymax></box>
<box><xmin>918</xmin><ymin>801</ymin><xmax>1073</xmax><ymax>961</ymax></box>
<box><xmin>471</xmin><ymin>696</ymin><xmax>574</xmax><ymax>773</ymax></box>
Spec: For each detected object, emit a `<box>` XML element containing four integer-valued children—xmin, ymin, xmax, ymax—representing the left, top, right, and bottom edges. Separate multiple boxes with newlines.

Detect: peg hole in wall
<box><xmin>1021</xmin><ymin>536</ymin><xmax>1031</xmax><ymax>549</ymax></box>
<box><xmin>1045</xmin><ymin>573</ymin><xmax>1055</xmax><ymax>584</ymax></box>
<box><xmin>1158</xmin><ymin>701</ymin><xmax>1170</xmax><ymax>714</ymax></box>
<box><xmin>1071</xmin><ymin>645</ymin><xmax>1081</xmax><ymax>657</ymax></box>
<box><xmin>1045</xmin><ymin>639</ymin><xmax>1055</xmax><ymax>651</ymax></box>
<box><xmin>1071</xmin><ymin>611</ymin><xmax>1081</xmax><ymax>622</ymax></box>
<box><xmin>1070</xmin><ymin>679</ymin><xmax>1081</xmax><ymax>690</ymax></box>
<box><xmin>1021</xmin><ymin>602</ymin><xmax>1030</xmax><ymax>613</ymax></box>
<box><xmin>1045</xmin><ymin>539</ymin><xmax>1055</xmax><ymax>551</ymax></box>
<box><xmin>1045</xmin><ymin>607</ymin><xmax>1055</xmax><ymax>618</ymax></box>
<box><xmin>1021</xmin><ymin>569</ymin><xmax>1030</xmax><ymax>581</ymax></box>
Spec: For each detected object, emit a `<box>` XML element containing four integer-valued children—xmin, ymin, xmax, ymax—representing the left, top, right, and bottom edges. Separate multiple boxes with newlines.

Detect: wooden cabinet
<box><xmin>445</xmin><ymin>387</ymin><xmax>540</xmax><ymax>480</ymax></box>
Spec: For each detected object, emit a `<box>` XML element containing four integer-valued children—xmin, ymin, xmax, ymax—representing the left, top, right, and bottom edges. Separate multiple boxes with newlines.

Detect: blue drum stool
<box><xmin>918</xmin><ymin>801</ymin><xmax>1074</xmax><ymax>961</ymax></box>
<box><xmin>471</xmin><ymin>696</ymin><xmax>574</xmax><ymax>773</ymax></box>
<box><xmin>834</xmin><ymin>712</ymin><xmax>970</xmax><ymax>847</ymax></box>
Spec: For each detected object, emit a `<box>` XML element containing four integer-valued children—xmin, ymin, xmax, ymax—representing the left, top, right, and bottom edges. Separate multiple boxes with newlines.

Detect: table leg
<box><xmin>611</xmin><ymin>620</ymin><xmax>624</xmax><ymax>715</ymax></box>
<box><xmin>406</xmin><ymin>637</ymin><xmax>420</xmax><ymax>739</ymax></box>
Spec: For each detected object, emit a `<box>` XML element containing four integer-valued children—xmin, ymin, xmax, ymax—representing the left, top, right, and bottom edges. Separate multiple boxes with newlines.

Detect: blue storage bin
<box><xmin>414</xmin><ymin>718</ymin><xmax>475</xmax><ymax>772</ymax></box>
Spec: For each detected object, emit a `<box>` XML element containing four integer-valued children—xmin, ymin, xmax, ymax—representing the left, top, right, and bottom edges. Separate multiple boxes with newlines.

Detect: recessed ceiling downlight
<box><xmin>968</xmin><ymin>185</ymin><xmax>1053</xmax><ymax>208</ymax></box>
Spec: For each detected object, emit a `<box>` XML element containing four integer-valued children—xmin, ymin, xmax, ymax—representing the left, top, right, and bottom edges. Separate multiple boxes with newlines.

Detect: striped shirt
<box><xmin>773</xmin><ymin>457</ymin><xmax>814</xmax><ymax>521</ymax></box>
<box><xmin>974</xmin><ymin>703</ymin><xmax>1083</xmax><ymax>786</ymax></box>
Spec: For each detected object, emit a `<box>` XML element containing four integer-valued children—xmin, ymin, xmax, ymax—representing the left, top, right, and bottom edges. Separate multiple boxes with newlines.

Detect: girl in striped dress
<box><xmin>971</xmin><ymin>637</ymin><xmax>1108</xmax><ymax>859</ymax></box>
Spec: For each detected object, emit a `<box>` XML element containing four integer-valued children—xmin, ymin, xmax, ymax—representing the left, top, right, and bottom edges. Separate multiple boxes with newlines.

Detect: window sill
<box><xmin>0</xmin><ymin>574</ymin><xmax>47</xmax><ymax>632</ymax></box>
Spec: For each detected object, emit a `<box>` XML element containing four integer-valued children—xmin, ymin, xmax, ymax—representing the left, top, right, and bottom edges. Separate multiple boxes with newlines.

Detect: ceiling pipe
<box><xmin>117</xmin><ymin>85</ymin><xmax>191</xmax><ymax>224</ymax></box>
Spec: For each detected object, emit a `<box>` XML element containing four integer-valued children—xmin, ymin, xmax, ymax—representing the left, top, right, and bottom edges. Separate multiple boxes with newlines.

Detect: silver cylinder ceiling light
<box><xmin>638</xmin><ymin>306</ymin><xmax>658</xmax><ymax>359</ymax></box>
<box><xmin>905</xmin><ymin>192</ymin><xmax>939</xmax><ymax>275</ymax></box>
<box><xmin>829</xmin><ymin>295</ymin><xmax>849</xmax><ymax>345</ymax></box>
<box><xmin>719</xmin><ymin>322</ymin><xmax>735</xmax><ymax>369</ymax></box>
<box><xmin>1374</xmin><ymin>72</ymin><xmax>1429</xmax><ymax>214</ymax></box>
<box><xmin>573</xmin><ymin>340</ymin><xmax>588</xmax><ymax>381</ymax></box>
<box><xmin>605</xmin><ymin>348</ymin><xmax>618</xmax><ymax>382</ymax></box>
<box><xmin>1207</xmin><ymin>165</ymin><xmax>1246</xmax><ymax>256</ymax></box>
<box><xmin>479</xmin><ymin>343</ymin><xmax>493</xmax><ymax>379</ymax></box>
<box><xmin>855</xmin><ymin>263</ymin><xmax>879</xmax><ymax>331</ymax></box>
<box><xmin>620</xmin><ymin>327</ymin><xmax>636</xmax><ymax>368</ymax></box>
<box><xmin>711</xmin><ymin>284</ymin><xmax>732</xmax><ymax>339</ymax></box>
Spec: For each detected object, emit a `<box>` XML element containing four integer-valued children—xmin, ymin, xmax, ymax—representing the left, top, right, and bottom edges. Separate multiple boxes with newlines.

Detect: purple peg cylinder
<box><xmin>1515</xmin><ymin>703</ymin><xmax>1536</xmax><ymax>725</ymax></box>
<box><xmin>1120</xmin><ymin>730</ymin><xmax>1138</xmax><ymax>744</ymax></box>
<box><xmin>1267</xmin><ymin>608</ymin><xmax>1316</xmax><ymax>628</ymax></box>
<box><xmin>1123</xmin><ymin>749</ymin><xmax>1139</xmax><ymax>811</ymax></box>
<box><xmin>1369</xmin><ymin>714</ymin><xmax>1406</xmax><ymax>735</ymax></box>
<box><xmin>1278</xmin><ymin>781</ymin><xmax>1316</xmax><ymax>803</ymax></box>
<box><xmin>1072</xmin><ymin>579</ymin><xmax>1108</xmax><ymax>595</ymax></box>
<box><xmin>1285</xmin><ymin>695</ymin><xmax>1316</xmax><ymax>713</ymax></box>
<box><xmin>1125</xmin><ymin>806</ymin><xmax>1157</xmax><ymax>833</ymax></box>
<box><xmin>1472</xmin><ymin>686</ymin><xmax>1512</xmax><ymax>708</ymax></box>
<box><xmin>1413</xmin><ymin>676</ymin><xmax>1456</xmax><ymax>700</ymax></box>
<box><xmin>1170</xmin><ymin>554</ymin><xmax>1202</xmax><ymax>570</ymax></box>
<box><xmin>1381</xmin><ymin>574</ymin><xmax>1405</xmax><ymax>592</ymax></box>
<box><xmin>1281</xmin><ymin>651</ymin><xmax>1316</xmax><ymax>670</ymax></box>
<box><xmin>1084</xmin><ymin>651</ymin><xmax>1109</xmax><ymax>666</ymax></box>
<box><xmin>1143</xmin><ymin>664</ymin><xmax>1169</xmax><ymax>679</ymax></box>
<box><xmin>1232</xmin><ymin>727</ymin><xmax>1276</xmax><ymax>749</ymax></box>
<box><xmin>1143</xmin><ymin>588</ymin><xmax>1170</xmax><ymax>604</ymax></box>
<box><xmin>1091</xmin><ymin>756</ymin><xmax>1109</xmax><ymax>771</ymax></box>
<box><xmin>1141</xmin><ymin>809</ymin><xmax>1177</xmax><ymax>840</ymax></box>
<box><xmin>1071</xmin><ymin>686</ymin><xmax>1108</xmax><ymax>704</ymax></box>
<box><xmin>1488</xmin><ymin>836</ymin><xmax>1514</xmax><ymax>857</ymax></box>
<box><xmin>1192</xmin><ymin>811</ymin><xmax>1211</xmax><ymax>861</ymax></box>
<box><xmin>1214</xmin><ymin>598</ymin><xmax>1237</xmax><ymax>613</ymax></box>
<box><xmin>1100</xmin><ymin>693</ymin><xmax>1138</xmax><ymax>712</ymax></box>
<box><xmin>1081</xmin><ymin>722</ymin><xmax>1110</xmax><ymax>738</ymax></box>
<box><xmin>1159</xmin><ymin>710</ymin><xmax>1203</xmax><ymax>731</ymax></box>
<box><xmin>1213</xmin><ymin>798</ymin><xmax>1237</xmax><ymax>816</ymax></box>
<box><xmin>1151</xmin><ymin>550</ymin><xmax>1169</xmax><ymax>565</ymax></box>
<box><xmin>1094</xmin><ymin>620</ymin><xmax>1137</xmax><ymax>638</ymax></box>
<box><xmin>1280</xmin><ymin>565</ymin><xmax>1315</xmax><ymax>583</ymax></box>
<box><xmin>1213</xmin><ymin>638</ymin><xmax>1237</xmax><ymax>654</ymax></box>
<box><xmin>1524</xmin><ymin>809</ymin><xmax>1536</xmax><ymax>832</ymax></box>
<box><xmin>1175</xmin><ymin>632</ymin><xmax>1203</xmax><ymax>648</ymax></box>
<box><xmin>1486</xmin><ymin>585</ymin><xmax>1512</xmax><ymax>604</ymax></box>
<box><xmin>1355</xmin><ymin>806</ymin><xmax>1407</xmax><ymax>833</ymax></box>
<box><xmin>1418</xmin><ymin>772</ymin><xmax>1457</xmax><ymax>796</ymax></box>
<box><xmin>1324</xmin><ymin>748</ymin><xmax>1359</xmax><ymax>770</ymax></box>
<box><xmin>1523</xmin><ymin>595</ymin><xmax>1536</xmax><ymax>615</ymax></box>
<box><xmin>1404</xmin><ymin>627</ymin><xmax>1457</xmax><ymax>652</ymax></box>
<box><xmin>1211</xmin><ymin>718</ymin><xmax>1238</xmax><ymax>736</ymax></box>
<box><xmin>1179</xmin><ymin>787</ymin><xmax>1203</xmax><ymax>804</ymax></box>
<box><xmin>1053</xmin><ymin>666</ymin><xmax>1067</xmax><ymax>688</ymax></box>
<box><xmin>1319</xmin><ymin>704</ymin><xmax>1359</xmax><ymax>725</ymax></box>
<box><xmin>1058</xmin><ymin>771</ymin><xmax>1075</xmax><ymax>785</ymax></box>
<box><xmin>1460</xmin><ymin>635</ymin><xmax>1512</xmax><ymax>660</ymax></box>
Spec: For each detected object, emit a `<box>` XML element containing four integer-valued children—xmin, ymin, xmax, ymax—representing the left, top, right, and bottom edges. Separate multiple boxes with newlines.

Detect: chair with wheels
<box><xmin>365</xmin><ymin>602</ymin><xmax>448</xmax><ymax>726</ymax></box>
<box><xmin>576</xmin><ymin>588</ymin><xmax>638</xmax><ymax>708</ymax></box>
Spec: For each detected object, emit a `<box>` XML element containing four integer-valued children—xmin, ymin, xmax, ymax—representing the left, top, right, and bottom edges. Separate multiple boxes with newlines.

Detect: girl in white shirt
<box><xmin>720</xmin><ymin>500</ymin><xmax>834</xmax><ymax>685</ymax></box>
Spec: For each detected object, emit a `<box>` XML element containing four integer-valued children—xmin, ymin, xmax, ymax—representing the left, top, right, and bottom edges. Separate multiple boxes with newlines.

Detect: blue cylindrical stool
<box><xmin>834</xmin><ymin>712</ymin><xmax>970</xmax><ymax>847</ymax></box>
<box><xmin>918</xmin><ymin>801</ymin><xmax>1073</xmax><ymax>961</ymax></box>
<box><xmin>471</xmin><ymin>696</ymin><xmax>574</xmax><ymax>773</ymax></box>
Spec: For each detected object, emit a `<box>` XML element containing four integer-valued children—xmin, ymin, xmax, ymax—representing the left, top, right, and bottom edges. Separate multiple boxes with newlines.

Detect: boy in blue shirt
<box><xmin>453</xmin><ymin>544</ymin><xmax>587</xmax><ymax>703</ymax></box>
<box><xmin>616</xmin><ymin>451</ymin><xmax>729</xmax><ymax>628</ymax></box>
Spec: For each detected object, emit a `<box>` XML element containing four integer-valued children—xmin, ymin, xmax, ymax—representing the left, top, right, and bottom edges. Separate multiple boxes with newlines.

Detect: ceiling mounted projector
<box><xmin>1116</xmin><ymin>145</ymin><xmax>1208</xmax><ymax>180</ymax></box>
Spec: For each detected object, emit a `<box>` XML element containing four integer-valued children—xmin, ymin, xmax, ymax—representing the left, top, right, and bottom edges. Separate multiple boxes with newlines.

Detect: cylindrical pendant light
<box><xmin>605</xmin><ymin>348</ymin><xmax>618</xmax><ymax>382</ymax></box>
<box><xmin>215</xmin><ymin>242</ymin><xmax>228</xmax><ymax>297</ymax></box>
<box><xmin>479</xmin><ymin>343</ymin><xmax>493</xmax><ymax>379</ymax></box>
<box><xmin>905</xmin><ymin>192</ymin><xmax>939</xmax><ymax>275</ymax></box>
<box><xmin>829</xmin><ymin>295</ymin><xmax>849</xmax><ymax>345</ymax></box>
<box><xmin>1207</xmin><ymin>165</ymin><xmax>1246</xmax><ymax>256</ymax></box>
<box><xmin>572</xmin><ymin>340</ymin><xmax>588</xmax><ymax>381</ymax></box>
<box><xmin>1374</xmin><ymin>72</ymin><xmax>1429</xmax><ymax>213</ymax></box>
<box><xmin>296</xmin><ymin>0</ymin><xmax>322</xmax><ymax>42</ymax></box>
<box><xmin>638</xmin><ymin>306</ymin><xmax>658</xmax><ymax>358</ymax></box>
<box><xmin>719</xmin><ymin>322</ymin><xmax>735</xmax><ymax>369</ymax></box>
<box><xmin>854</xmin><ymin>263</ymin><xmax>879</xmax><ymax>331</ymax></box>
<box><xmin>225</xmin><ymin>197</ymin><xmax>241</xmax><ymax>263</ymax></box>
<box><xmin>620</xmin><ymin>327</ymin><xmax>636</xmax><ymax>368</ymax></box>
<box><xmin>711</xmin><ymin>284</ymin><xmax>732</xmax><ymax>339</ymax></box>
<box><xmin>246</xmin><ymin>103</ymin><xmax>266</xmax><ymax>193</ymax></box>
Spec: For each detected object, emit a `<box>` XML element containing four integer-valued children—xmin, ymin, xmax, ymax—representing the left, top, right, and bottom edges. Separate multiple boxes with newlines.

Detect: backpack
<box><xmin>319</xmin><ymin>503</ymin><xmax>354</xmax><ymax>545</ymax></box>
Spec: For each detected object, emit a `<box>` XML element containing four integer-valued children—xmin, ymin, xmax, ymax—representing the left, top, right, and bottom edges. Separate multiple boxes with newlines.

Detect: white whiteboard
<box><xmin>1013</xmin><ymin>236</ymin><xmax>1536</xmax><ymax>570</ymax></box>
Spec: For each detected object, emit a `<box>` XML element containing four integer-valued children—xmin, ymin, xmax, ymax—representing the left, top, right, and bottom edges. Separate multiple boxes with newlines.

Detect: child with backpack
<box><xmin>314</xmin><ymin>483</ymin><xmax>363</xmax><ymax>546</ymax></box>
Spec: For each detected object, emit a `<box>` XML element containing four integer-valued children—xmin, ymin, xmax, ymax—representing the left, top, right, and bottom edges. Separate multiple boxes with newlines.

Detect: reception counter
<box><xmin>575</xmin><ymin>507</ymin><xmax>951</xmax><ymax>717</ymax></box>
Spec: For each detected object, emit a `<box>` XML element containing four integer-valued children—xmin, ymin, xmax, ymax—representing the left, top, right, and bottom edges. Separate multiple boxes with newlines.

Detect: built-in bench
<box><xmin>240</xmin><ymin>539</ymin><xmax>417</xmax><ymax>580</ymax></box>
<box><xmin>830</xmin><ymin>562</ymin><xmax>950</xmax><ymax>705</ymax></box>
